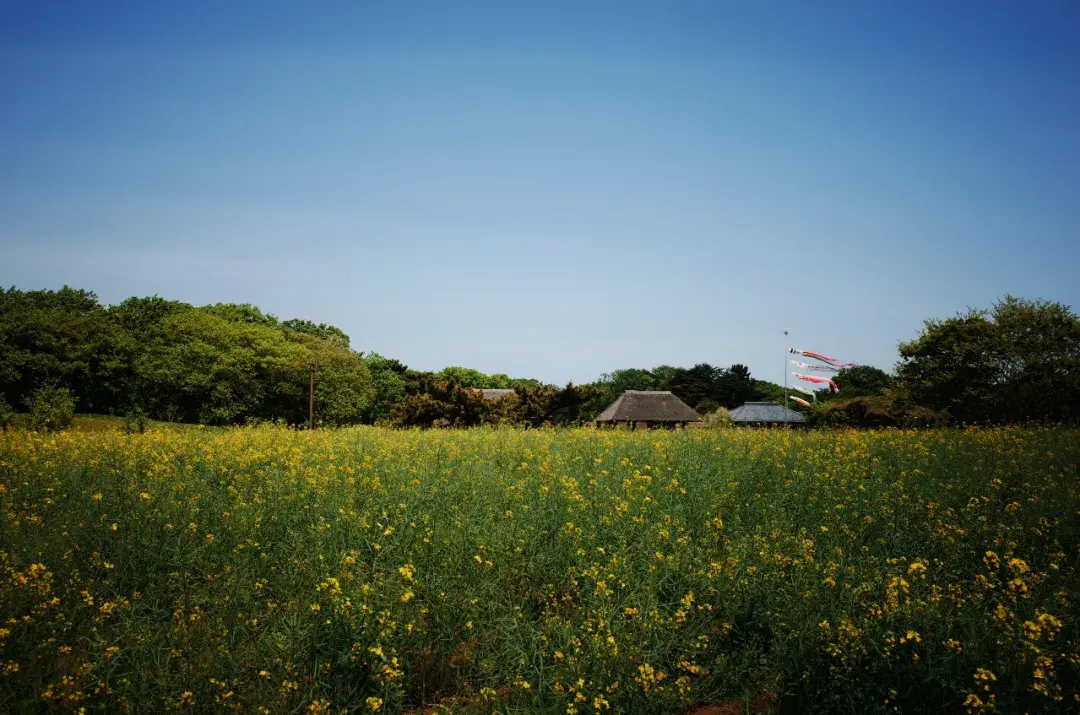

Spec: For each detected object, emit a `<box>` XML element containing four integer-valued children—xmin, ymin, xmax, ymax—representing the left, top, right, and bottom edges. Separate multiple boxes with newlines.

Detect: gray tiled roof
<box><xmin>595</xmin><ymin>391</ymin><xmax>702</xmax><ymax>423</ymax></box>
<box><xmin>730</xmin><ymin>401</ymin><xmax>805</xmax><ymax>423</ymax></box>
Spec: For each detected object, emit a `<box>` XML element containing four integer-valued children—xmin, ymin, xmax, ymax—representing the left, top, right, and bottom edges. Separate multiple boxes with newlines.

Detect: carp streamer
<box><xmin>793</xmin><ymin>372</ymin><xmax>839</xmax><ymax>393</ymax></box>
<box><xmin>790</xmin><ymin>349</ymin><xmax>855</xmax><ymax>369</ymax></box>
<box><xmin>791</xmin><ymin>360</ymin><xmax>836</xmax><ymax>372</ymax></box>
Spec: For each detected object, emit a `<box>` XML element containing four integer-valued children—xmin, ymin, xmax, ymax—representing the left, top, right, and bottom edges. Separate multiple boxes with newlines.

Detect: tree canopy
<box><xmin>895</xmin><ymin>296</ymin><xmax>1080</xmax><ymax>424</ymax></box>
<box><xmin>2</xmin><ymin>286</ymin><xmax>1076</xmax><ymax>428</ymax></box>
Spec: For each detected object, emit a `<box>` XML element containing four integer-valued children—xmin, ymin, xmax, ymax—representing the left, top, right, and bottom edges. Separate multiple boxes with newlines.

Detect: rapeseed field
<box><xmin>1</xmin><ymin>425</ymin><xmax>1077</xmax><ymax>713</ymax></box>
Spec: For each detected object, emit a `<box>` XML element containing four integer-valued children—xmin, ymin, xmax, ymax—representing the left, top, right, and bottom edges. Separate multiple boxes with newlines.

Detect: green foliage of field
<box><xmin>1</xmin><ymin>426</ymin><xmax>1078</xmax><ymax>713</ymax></box>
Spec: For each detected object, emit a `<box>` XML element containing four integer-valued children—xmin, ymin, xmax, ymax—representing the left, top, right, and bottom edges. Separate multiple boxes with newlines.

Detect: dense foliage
<box><xmin>0</xmin><ymin>287</ymin><xmax>373</xmax><ymax>427</ymax></box>
<box><xmin>1</xmin><ymin>425</ymin><xmax>1077</xmax><ymax>712</ymax></box>
<box><xmin>2</xmin><ymin>286</ymin><xmax>1078</xmax><ymax>427</ymax></box>
<box><xmin>23</xmin><ymin>385</ymin><xmax>76</xmax><ymax>433</ymax></box>
<box><xmin>895</xmin><ymin>297</ymin><xmax>1080</xmax><ymax>424</ymax></box>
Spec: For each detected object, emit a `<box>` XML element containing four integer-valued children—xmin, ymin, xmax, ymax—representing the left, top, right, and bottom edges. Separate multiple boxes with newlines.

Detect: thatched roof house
<box><xmin>478</xmin><ymin>388</ymin><xmax>516</xmax><ymax>401</ymax></box>
<box><xmin>594</xmin><ymin>390</ymin><xmax>702</xmax><ymax>428</ymax></box>
<box><xmin>730</xmin><ymin>401</ymin><xmax>805</xmax><ymax>425</ymax></box>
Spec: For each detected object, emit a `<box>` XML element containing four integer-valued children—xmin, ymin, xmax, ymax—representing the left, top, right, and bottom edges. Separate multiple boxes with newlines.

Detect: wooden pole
<box><xmin>308</xmin><ymin>362</ymin><xmax>316</xmax><ymax>430</ymax></box>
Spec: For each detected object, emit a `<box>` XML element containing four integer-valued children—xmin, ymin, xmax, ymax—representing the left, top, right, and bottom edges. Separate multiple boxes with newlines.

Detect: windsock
<box><xmin>790</xmin><ymin>348</ymin><xmax>855</xmax><ymax>369</ymax></box>
<box><xmin>793</xmin><ymin>371</ymin><xmax>839</xmax><ymax>393</ymax></box>
<box><xmin>788</xmin><ymin>385</ymin><xmax>816</xmax><ymax>397</ymax></box>
<box><xmin>789</xmin><ymin>396</ymin><xmax>813</xmax><ymax>408</ymax></box>
<box><xmin>791</xmin><ymin>360</ymin><xmax>837</xmax><ymax>372</ymax></box>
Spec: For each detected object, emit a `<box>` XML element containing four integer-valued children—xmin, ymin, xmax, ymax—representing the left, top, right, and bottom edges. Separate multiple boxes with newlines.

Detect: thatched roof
<box><xmin>595</xmin><ymin>391</ymin><xmax>702</xmax><ymax>423</ymax></box>
<box><xmin>478</xmin><ymin>388</ymin><xmax>516</xmax><ymax>401</ymax></box>
<box><xmin>730</xmin><ymin>401</ymin><xmax>805</xmax><ymax>423</ymax></box>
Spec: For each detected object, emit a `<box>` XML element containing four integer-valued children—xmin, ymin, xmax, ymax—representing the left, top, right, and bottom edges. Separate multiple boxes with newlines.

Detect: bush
<box><xmin>0</xmin><ymin>395</ymin><xmax>13</xmax><ymax>430</ymax></box>
<box><xmin>814</xmin><ymin>395</ymin><xmax>946</xmax><ymax>428</ymax></box>
<box><xmin>24</xmin><ymin>385</ymin><xmax>76</xmax><ymax>432</ymax></box>
<box><xmin>123</xmin><ymin>407</ymin><xmax>149</xmax><ymax>435</ymax></box>
<box><xmin>704</xmin><ymin>406</ymin><xmax>734</xmax><ymax>428</ymax></box>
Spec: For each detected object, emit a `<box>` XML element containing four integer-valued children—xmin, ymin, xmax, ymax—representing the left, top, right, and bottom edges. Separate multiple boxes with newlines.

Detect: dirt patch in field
<box><xmin>688</xmin><ymin>693</ymin><xmax>777</xmax><ymax>715</ymax></box>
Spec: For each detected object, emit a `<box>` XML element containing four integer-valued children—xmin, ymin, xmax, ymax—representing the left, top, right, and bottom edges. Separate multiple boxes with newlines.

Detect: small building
<box><xmin>730</xmin><ymin>401</ymin><xmax>806</xmax><ymax>426</ymax></box>
<box><xmin>594</xmin><ymin>390</ymin><xmax>702</xmax><ymax>429</ymax></box>
<box><xmin>478</xmin><ymin>388</ymin><xmax>516</xmax><ymax>401</ymax></box>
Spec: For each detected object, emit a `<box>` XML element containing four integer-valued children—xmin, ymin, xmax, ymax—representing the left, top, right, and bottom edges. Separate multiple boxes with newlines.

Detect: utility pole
<box><xmin>308</xmin><ymin>362</ymin><xmax>316</xmax><ymax>430</ymax></box>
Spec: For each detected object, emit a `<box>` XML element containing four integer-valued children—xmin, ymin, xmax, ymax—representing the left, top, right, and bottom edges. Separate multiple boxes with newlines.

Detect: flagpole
<box><xmin>783</xmin><ymin>330</ymin><xmax>789</xmax><ymax>424</ymax></box>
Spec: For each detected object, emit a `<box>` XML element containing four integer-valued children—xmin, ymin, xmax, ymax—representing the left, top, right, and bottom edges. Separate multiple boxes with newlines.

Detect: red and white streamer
<box><xmin>793</xmin><ymin>372</ymin><xmax>839</xmax><ymax>393</ymax></box>
<box><xmin>791</xmin><ymin>360</ymin><xmax>836</xmax><ymax>372</ymax></box>
<box><xmin>790</xmin><ymin>348</ymin><xmax>855</xmax><ymax>369</ymax></box>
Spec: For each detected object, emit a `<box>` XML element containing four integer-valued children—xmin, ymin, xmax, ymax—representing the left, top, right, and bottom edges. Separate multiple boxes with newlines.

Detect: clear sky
<box><xmin>3</xmin><ymin>1</ymin><xmax>1079</xmax><ymax>386</ymax></box>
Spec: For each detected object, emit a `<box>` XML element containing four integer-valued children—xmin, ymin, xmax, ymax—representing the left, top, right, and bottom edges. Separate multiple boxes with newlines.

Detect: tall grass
<box><xmin>1</xmin><ymin>425</ymin><xmax>1077</xmax><ymax>713</ymax></box>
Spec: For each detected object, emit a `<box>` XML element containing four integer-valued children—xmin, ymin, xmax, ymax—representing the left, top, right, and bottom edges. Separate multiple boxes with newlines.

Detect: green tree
<box><xmin>109</xmin><ymin>295</ymin><xmax>192</xmax><ymax>338</ymax></box>
<box><xmin>597</xmin><ymin>368</ymin><xmax>657</xmax><ymax>406</ymax></box>
<box><xmin>895</xmin><ymin>296</ymin><xmax>1080</xmax><ymax>423</ymax></box>
<box><xmin>281</xmin><ymin>318</ymin><xmax>350</xmax><ymax>348</ymax></box>
<box><xmin>0</xmin><ymin>286</ymin><xmax>132</xmax><ymax>414</ymax></box>
<box><xmin>202</xmin><ymin>302</ymin><xmax>279</xmax><ymax>326</ymax></box>
<box><xmin>437</xmin><ymin>366</ymin><xmax>492</xmax><ymax>389</ymax></box>
<box><xmin>288</xmin><ymin>332</ymin><xmax>374</xmax><ymax>426</ymax></box>
<box><xmin>24</xmin><ymin>384</ymin><xmax>75</xmax><ymax>432</ymax></box>
<box><xmin>134</xmin><ymin>310</ymin><xmax>307</xmax><ymax>424</ymax></box>
<box><xmin>391</xmin><ymin>378</ymin><xmax>485</xmax><ymax>427</ymax></box>
<box><xmin>991</xmin><ymin>296</ymin><xmax>1080</xmax><ymax>423</ymax></box>
<box><xmin>714</xmin><ymin>364</ymin><xmax>759</xmax><ymax>408</ymax></box>
<box><xmin>487</xmin><ymin>373</ymin><xmax>513</xmax><ymax>389</ymax></box>
<box><xmin>650</xmin><ymin>365</ymin><xmax>680</xmax><ymax>389</ymax></box>
<box><xmin>665</xmin><ymin>363</ymin><xmax>721</xmax><ymax>409</ymax></box>
<box><xmin>894</xmin><ymin>310</ymin><xmax>999</xmax><ymax>423</ymax></box>
<box><xmin>829</xmin><ymin>365</ymin><xmax>893</xmax><ymax>399</ymax></box>
<box><xmin>364</xmin><ymin>353</ymin><xmax>409</xmax><ymax>423</ymax></box>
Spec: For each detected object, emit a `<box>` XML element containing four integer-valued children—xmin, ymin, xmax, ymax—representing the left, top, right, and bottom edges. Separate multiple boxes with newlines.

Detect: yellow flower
<box><xmin>1007</xmin><ymin>557</ymin><xmax>1030</xmax><ymax>574</ymax></box>
<box><xmin>365</xmin><ymin>696</ymin><xmax>383</xmax><ymax>711</ymax></box>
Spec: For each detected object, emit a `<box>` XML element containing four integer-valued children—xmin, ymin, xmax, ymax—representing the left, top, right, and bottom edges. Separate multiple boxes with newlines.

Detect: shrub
<box><xmin>123</xmin><ymin>407</ymin><xmax>149</xmax><ymax>434</ymax></box>
<box><xmin>814</xmin><ymin>395</ymin><xmax>946</xmax><ymax>428</ymax></box>
<box><xmin>24</xmin><ymin>385</ymin><xmax>76</xmax><ymax>432</ymax></box>
<box><xmin>0</xmin><ymin>395</ymin><xmax>13</xmax><ymax>430</ymax></box>
<box><xmin>704</xmin><ymin>406</ymin><xmax>734</xmax><ymax>428</ymax></box>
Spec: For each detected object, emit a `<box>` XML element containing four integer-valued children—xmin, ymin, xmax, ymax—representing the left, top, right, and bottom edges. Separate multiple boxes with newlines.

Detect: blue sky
<box><xmin>3</xmin><ymin>1</ymin><xmax>1079</xmax><ymax>386</ymax></box>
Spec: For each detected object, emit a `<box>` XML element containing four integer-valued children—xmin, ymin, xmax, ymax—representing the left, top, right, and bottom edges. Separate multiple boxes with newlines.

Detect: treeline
<box><xmin>0</xmin><ymin>288</ymin><xmax>372</xmax><ymax>426</ymax></box>
<box><xmin>2</xmin><ymin>286</ymin><xmax>1078</xmax><ymax>428</ymax></box>
<box><xmin>0</xmin><ymin>285</ymin><xmax>791</xmax><ymax>428</ymax></box>
<box><xmin>384</xmin><ymin>362</ymin><xmax>788</xmax><ymax>428</ymax></box>
<box><xmin>813</xmin><ymin>296</ymin><xmax>1080</xmax><ymax>427</ymax></box>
